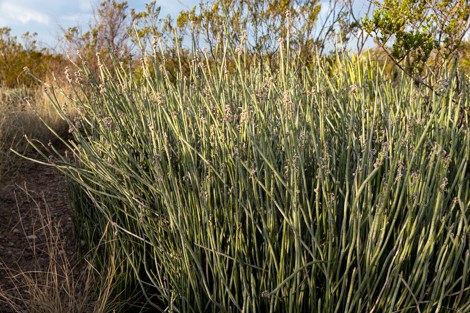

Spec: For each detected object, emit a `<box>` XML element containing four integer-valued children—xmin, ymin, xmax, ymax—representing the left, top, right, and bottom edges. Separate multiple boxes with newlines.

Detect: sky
<box><xmin>0</xmin><ymin>0</ymin><xmax>199</xmax><ymax>50</ymax></box>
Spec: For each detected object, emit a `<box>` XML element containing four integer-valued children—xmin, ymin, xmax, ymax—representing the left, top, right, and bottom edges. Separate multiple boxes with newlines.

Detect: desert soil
<box><xmin>0</xmin><ymin>145</ymin><xmax>79</xmax><ymax>312</ymax></box>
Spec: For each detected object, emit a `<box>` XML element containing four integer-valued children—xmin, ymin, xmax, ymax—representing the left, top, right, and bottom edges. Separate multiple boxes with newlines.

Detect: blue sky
<box><xmin>0</xmin><ymin>0</ymin><xmax>198</xmax><ymax>50</ymax></box>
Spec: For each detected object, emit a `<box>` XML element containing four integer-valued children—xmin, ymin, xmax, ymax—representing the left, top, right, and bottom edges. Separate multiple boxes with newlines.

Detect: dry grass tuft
<box><xmin>0</xmin><ymin>189</ymin><xmax>123</xmax><ymax>313</ymax></box>
<box><xmin>0</xmin><ymin>86</ymin><xmax>68</xmax><ymax>182</ymax></box>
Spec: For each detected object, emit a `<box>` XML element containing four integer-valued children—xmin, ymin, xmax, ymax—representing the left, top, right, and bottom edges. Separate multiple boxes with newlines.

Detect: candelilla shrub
<box><xmin>33</xmin><ymin>39</ymin><xmax>470</xmax><ymax>312</ymax></box>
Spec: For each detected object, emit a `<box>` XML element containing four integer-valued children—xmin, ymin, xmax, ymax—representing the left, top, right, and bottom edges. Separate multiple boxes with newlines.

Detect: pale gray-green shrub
<box><xmin>29</xmin><ymin>42</ymin><xmax>470</xmax><ymax>312</ymax></box>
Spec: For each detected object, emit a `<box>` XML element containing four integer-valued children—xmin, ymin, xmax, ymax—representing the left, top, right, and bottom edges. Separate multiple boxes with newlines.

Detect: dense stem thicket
<box><xmin>35</xmin><ymin>40</ymin><xmax>470</xmax><ymax>312</ymax></box>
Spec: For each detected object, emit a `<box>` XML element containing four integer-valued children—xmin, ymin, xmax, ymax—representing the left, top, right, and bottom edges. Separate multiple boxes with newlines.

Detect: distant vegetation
<box><xmin>1</xmin><ymin>0</ymin><xmax>469</xmax><ymax>312</ymax></box>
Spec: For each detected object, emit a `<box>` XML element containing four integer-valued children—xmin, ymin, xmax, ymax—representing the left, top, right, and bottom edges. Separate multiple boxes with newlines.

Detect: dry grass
<box><xmin>0</xmin><ymin>189</ymin><xmax>123</xmax><ymax>313</ymax></box>
<box><xmin>0</xmin><ymin>86</ymin><xmax>68</xmax><ymax>182</ymax></box>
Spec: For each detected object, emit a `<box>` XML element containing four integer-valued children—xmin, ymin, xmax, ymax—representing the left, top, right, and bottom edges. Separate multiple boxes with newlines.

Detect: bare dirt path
<box><xmin>0</xmin><ymin>146</ymin><xmax>79</xmax><ymax>312</ymax></box>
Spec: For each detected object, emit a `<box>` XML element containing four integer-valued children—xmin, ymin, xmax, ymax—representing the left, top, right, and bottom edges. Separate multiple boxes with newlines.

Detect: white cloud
<box><xmin>1</xmin><ymin>2</ymin><xmax>50</xmax><ymax>25</ymax></box>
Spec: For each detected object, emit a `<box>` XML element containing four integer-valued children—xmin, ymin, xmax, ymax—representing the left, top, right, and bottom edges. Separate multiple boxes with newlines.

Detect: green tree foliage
<box><xmin>362</xmin><ymin>0</ymin><xmax>470</xmax><ymax>76</ymax></box>
<box><xmin>0</xmin><ymin>28</ymin><xmax>63</xmax><ymax>88</ymax></box>
<box><xmin>61</xmin><ymin>0</ymin><xmax>470</xmax><ymax>82</ymax></box>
